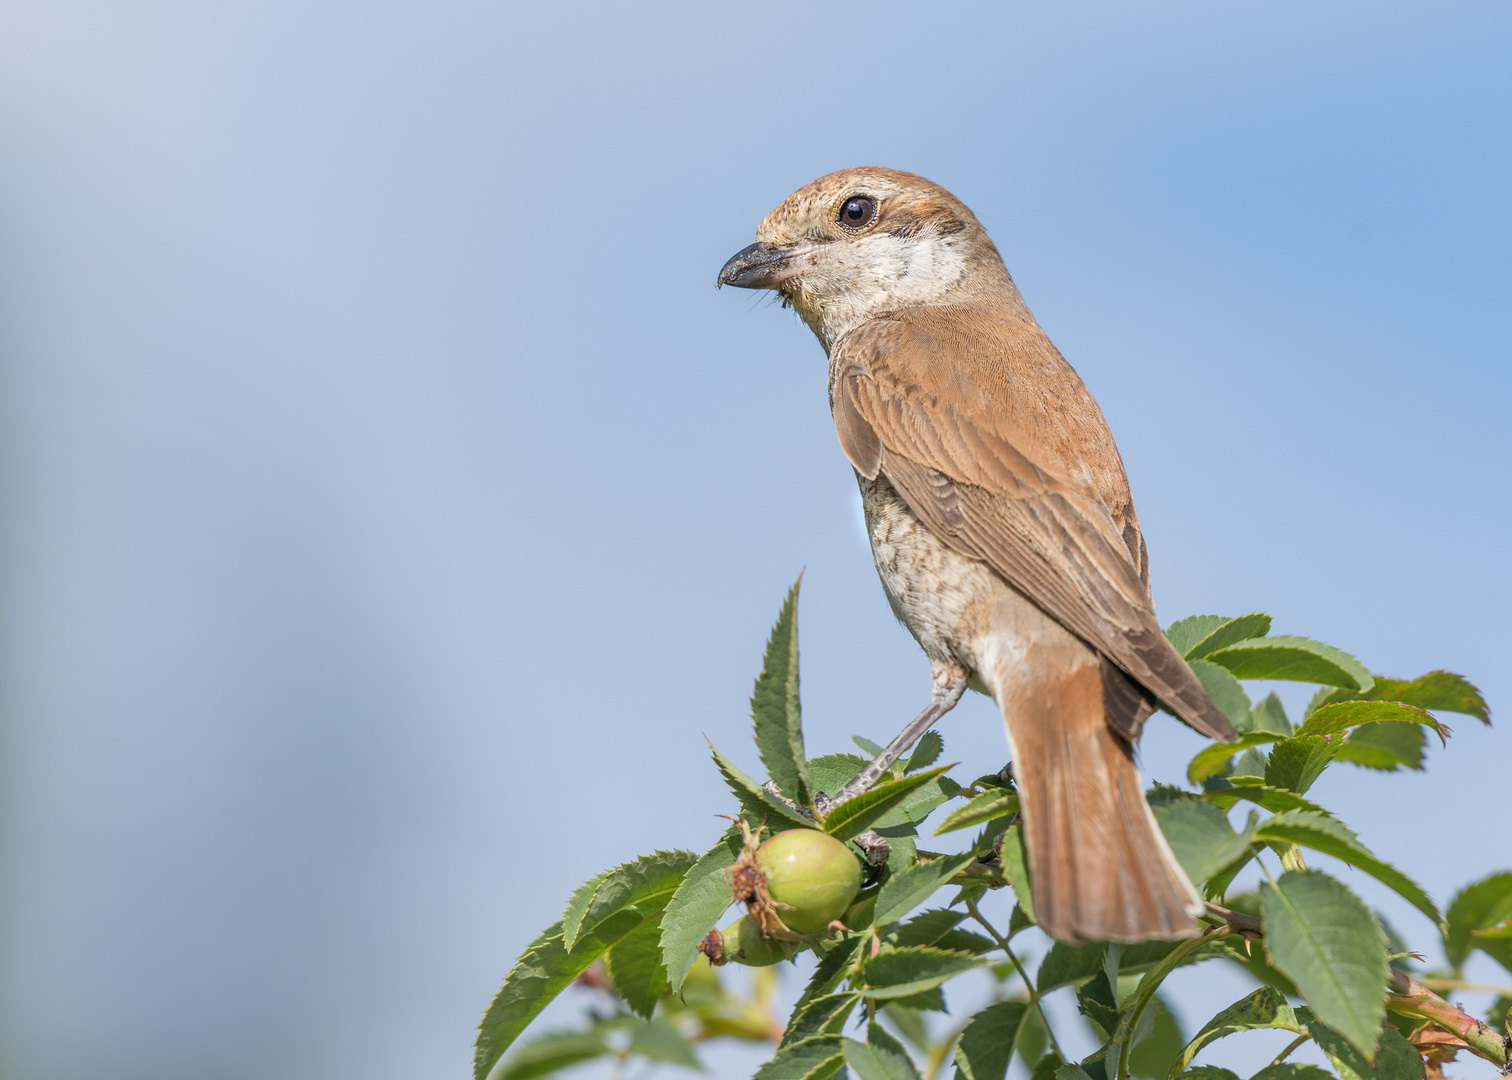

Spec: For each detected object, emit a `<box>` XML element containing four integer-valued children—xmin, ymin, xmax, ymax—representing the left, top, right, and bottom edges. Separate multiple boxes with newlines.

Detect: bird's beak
<box><xmin>716</xmin><ymin>241</ymin><xmax>809</xmax><ymax>289</ymax></box>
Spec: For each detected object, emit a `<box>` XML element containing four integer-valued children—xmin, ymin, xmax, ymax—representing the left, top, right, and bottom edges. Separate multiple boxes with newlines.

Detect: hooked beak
<box><xmin>716</xmin><ymin>241</ymin><xmax>808</xmax><ymax>290</ymax></box>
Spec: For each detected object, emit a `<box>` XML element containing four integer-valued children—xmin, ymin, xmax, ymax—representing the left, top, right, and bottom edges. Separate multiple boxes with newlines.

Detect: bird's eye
<box><xmin>837</xmin><ymin>195</ymin><xmax>876</xmax><ymax>229</ymax></box>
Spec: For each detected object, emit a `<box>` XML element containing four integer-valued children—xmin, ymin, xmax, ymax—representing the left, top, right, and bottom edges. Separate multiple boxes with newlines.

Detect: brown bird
<box><xmin>717</xmin><ymin>168</ymin><xmax>1237</xmax><ymax>943</ymax></box>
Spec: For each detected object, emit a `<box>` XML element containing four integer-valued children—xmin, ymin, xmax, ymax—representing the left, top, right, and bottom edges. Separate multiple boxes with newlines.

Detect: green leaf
<box><xmin>604</xmin><ymin>916</ymin><xmax>669</xmax><ymax>1018</ymax></box>
<box><xmin>1188</xmin><ymin>732</ymin><xmax>1286</xmax><ymax>785</ymax></box>
<box><xmin>1189</xmin><ymin>660</ymin><xmax>1256</xmax><ymax>733</ymax></box>
<box><xmin>893</xmin><ymin>909</ymin><xmax>994</xmax><ymax>952</ymax></box>
<box><xmin>875</xmin><ymin>854</ymin><xmax>977</xmax><ymax>926</ymax></box>
<box><xmin>1155</xmin><ymin>797</ymin><xmax>1256</xmax><ymax>885</ymax></box>
<box><xmin>810</xmin><ymin>753</ymin><xmax>868</xmax><ymax>800</ymax></box>
<box><xmin>1248</xmin><ymin>1066</ymin><xmax>1333</xmax><ymax>1080</ymax></box>
<box><xmin>660</xmin><ymin>829</ymin><xmax>742</xmax><ymax>994</ymax></box>
<box><xmin>953</xmin><ymin>1001</ymin><xmax>1030</xmax><ymax>1080</ymax></box>
<box><xmin>854</xmin><ymin>734</ymin><xmax>886</xmax><ymax>756</ymax></box>
<box><xmin>860</xmin><ymin>946</ymin><xmax>985</xmax><ymax>999</ymax></box>
<box><xmin>1251</xmin><ymin>694</ymin><xmax>1293</xmax><ymax>735</ymax></box>
<box><xmin>756</xmin><ymin>1035</ymin><xmax>848</xmax><ymax>1080</ymax></box>
<box><xmin>1168</xmin><ymin>986</ymin><xmax>1305</xmax><ymax>1076</ymax></box>
<box><xmin>492</xmin><ymin>1029</ymin><xmax>609</xmax><ymax>1080</ymax></box>
<box><xmin>1230</xmin><ymin>747</ymin><xmax>1268</xmax><ymax>779</ymax></box>
<box><xmin>1204</xmin><ymin>779</ymin><xmax>1330</xmax><ymax>816</ymax></box>
<box><xmin>846</xmin><ymin>1024</ymin><xmax>923</xmax><ymax>1080</ymax></box>
<box><xmin>1037</xmin><ymin>940</ymin><xmax>1204</xmax><ymax>995</ymax></box>
<box><xmin>1128</xmin><ymin>994</ymin><xmax>1185</xmax><ymax>1080</ymax></box>
<box><xmin>1261</xmin><ymin>869</ymin><xmax>1387</xmax><ymax>1061</ymax></box>
<box><xmin>1310</xmin><ymin>671</ymin><xmax>1489</xmax><ymax>723</ymax></box>
<box><xmin>904</xmin><ymin>731</ymin><xmax>944</xmax><ymax>773</ymax></box>
<box><xmin>797</xmin><ymin>936</ymin><xmax>865</xmax><ymax>1010</ymax></box>
<box><xmin>1172</xmin><ymin>1070</ymin><xmax>1238</xmax><ymax>1080</ymax></box>
<box><xmin>1076</xmin><ymin>962</ymin><xmax>1121</xmax><ymax>1036</ymax></box>
<box><xmin>1444</xmin><ymin>872</ymin><xmax>1512</xmax><ymax>970</ymax></box>
<box><xmin>562</xmin><ymin>872</ymin><xmax>609</xmax><ymax>953</ymax></box>
<box><xmin>1263</xmin><ymin>736</ymin><xmax>1341</xmax><ymax>795</ymax></box>
<box><xmin>934</xmin><ymin>789</ymin><xmax>1021</xmax><ymax>836</ymax></box>
<box><xmin>1298</xmin><ymin>700</ymin><xmax>1444</xmax><ymax>740</ymax></box>
<box><xmin>1206</xmin><ymin>637</ymin><xmax>1374</xmax><ymax>693</ymax></box>
<box><xmin>709</xmin><ymin>742</ymin><xmax>816</xmax><ymax>830</ymax></box>
<box><xmin>781</xmin><ymin>992</ymin><xmax>862</xmax><ymax>1047</ymax></box>
<box><xmin>1308</xmin><ymin>1022</ymin><xmax>1424</xmax><ymax>1080</ymax></box>
<box><xmin>1166</xmin><ymin>614</ymin><xmax>1274</xmax><ymax>660</ymax></box>
<box><xmin>1252</xmin><ymin>811</ymin><xmax>1440</xmax><ymax>925</ymax></box>
<box><xmin>824</xmin><ymin>766</ymin><xmax>955</xmax><ymax>842</ymax></box>
<box><xmin>629</xmin><ymin>1016</ymin><xmax>703</xmax><ymax>1069</ymax></box>
<box><xmin>475</xmin><ymin>851</ymin><xmax>698</xmax><ymax>1079</ymax></box>
<box><xmin>1000</xmin><ymin>823</ymin><xmax>1036</xmax><ymax>925</ymax></box>
<box><xmin>753</xmin><ymin>578</ymin><xmax>811</xmax><ymax>806</ymax></box>
<box><xmin>1335</xmin><ymin>724</ymin><xmax>1426</xmax><ymax>772</ymax></box>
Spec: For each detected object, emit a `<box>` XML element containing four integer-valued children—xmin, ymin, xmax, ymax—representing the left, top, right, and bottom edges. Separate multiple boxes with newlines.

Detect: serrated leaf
<box><xmin>824</xmin><ymin>766</ymin><xmax>955</xmax><ymax>841</ymax></box>
<box><xmin>952</xmin><ymin>1001</ymin><xmax>1030</xmax><ymax>1080</ymax></box>
<box><xmin>809</xmin><ymin>753</ymin><xmax>868</xmax><ymax>801</ymax></box>
<box><xmin>492</xmin><ymin>1029</ymin><xmax>609</xmax><ymax>1080</ymax></box>
<box><xmin>1298</xmin><ymin>700</ymin><xmax>1445</xmax><ymax>740</ymax></box>
<box><xmin>1310</xmin><ymin>671</ymin><xmax>1489</xmax><ymax>723</ymax></box>
<box><xmin>846</xmin><ymin>1024</ymin><xmax>923</xmax><ymax>1080</ymax></box>
<box><xmin>753</xmin><ymin>578</ymin><xmax>811</xmax><ymax>805</ymax></box>
<box><xmin>1168</xmin><ymin>986</ymin><xmax>1304</xmax><ymax>1076</ymax></box>
<box><xmin>579</xmin><ymin>850</ymin><xmax>701</xmax><ymax>945</ymax></box>
<box><xmin>475</xmin><ymin>850</ymin><xmax>698</xmax><ymax>1079</ymax></box>
<box><xmin>797</xmin><ymin>936</ymin><xmax>865</xmax><ymax>1010</ymax></box>
<box><xmin>1335</xmin><ymin>723</ymin><xmax>1426</xmax><ymax>772</ymax></box>
<box><xmin>893</xmin><ymin>909</ymin><xmax>992</xmax><ymax>953</ymax></box>
<box><xmin>1230</xmin><ymin>747</ymin><xmax>1268</xmax><ymax>779</ymax></box>
<box><xmin>1077</xmin><ymin>962</ymin><xmax>1121</xmax><ymax>1035</ymax></box>
<box><xmin>860</xmin><ymin>946</ymin><xmax>985</xmax><ymax>999</ymax></box>
<box><xmin>900</xmin><ymin>774</ymin><xmax>963</xmax><ymax>824</ymax></box>
<box><xmin>1204</xmin><ymin>779</ymin><xmax>1330</xmax><ymax>816</ymax></box>
<box><xmin>562</xmin><ymin>872</ymin><xmax>609</xmax><ymax>953</ymax></box>
<box><xmin>756</xmin><ymin>1035</ymin><xmax>848</xmax><ymax>1080</ymax></box>
<box><xmin>1251</xmin><ymin>694</ymin><xmax>1293</xmax><ymax>735</ymax></box>
<box><xmin>1252</xmin><ymin>811</ymin><xmax>1440</xmax><ymax>924</ymax></box>
<box><xmin>934</xmin><ymin>789</ymin><xmax>1021</xmax><ymax>836</ymax></box>
<box><xmin>628</xmin><ymin>1016</ymin><xmax>703</xmax><ymax>1069</ymax></box>
<box><xmin>781</xmin><ymin>992</ymin><xmax>862</xmax><ymax>1047</ymax></box>
<box><xmin>1000</xmin><ymin>823</ymin><xmax>1036</xmax><ymax>925</ymax></box>
<box><xmin>709</xmin><ymin>742</ymin><xmax>816</xmax><ymax>830</ymax></box>
<box><xmin>1038</xmin><ymin>940</ymin><xmax>1201</xmax><ymax>995</ymax></box>
<box><xmin>1155</xmin><ymin>797</ymin><xmax>1256</xmax><ymax>885</ymax></box>
<box><xmin>660</xmin><ymin>829</ymin><xmax>742</xmax><ymax>994</ymax></box>
<box><xmin>1188</xmin><ymin>732</ymin><xmax>1285</xmax><ymax>785</ymax></box>
<box><xmin>1444</xmin><ymin>872</ymin><xmax>1512</xmax><ymax>970</ymax></box>
<box><xmin>1261</xmin><ymin>870</ymin><xmax>1387</xmax><ymax>1060</ymax></box>
<box><xmin>604</xmin><ymin>916</ymin><xmax>669</xmax><ymax>1018</ymax></box>
<box><xmin>904</xmin><ymin>731</ymin><xmax>944</xmax><ymax>773</ymax></box>
<box><xmin>1189</xmin><ymin>660</ymin><xmax>1255</xmax><ymax>733</ymax></box>
<box><xmin>1263</xmin><ymin>736</ymin><xmax>1341</xmax><ymax>795</ymax></box>
<box><xmin>1308</xmin><ymin>1022</ymin><xmax>1423</xmax><ymax>1080</ymax></box>
<box><xmin>1206</xmin><ymin>637</ymin><xmax>1374</xmax><ymax>693</ymax></box>
<box><xmin>1248</xmin><ymin>1066</ymin><xmax>1333</xmax><ymax>1080</ymax></box>
<box><xmin>1173</xmin><ymin>1070</ymin><xmax>1238</xmax><ymax>1080</ymax></box>
<box><xmin>854</xmin><ymin>734</ymin><xmax>886</xmax><ymax>756</ymax></box>
<box><xmin>875</xmin><ymin>854</ymin><xmax>977</xmax><ymax>926</ymax></box>
<box><xmin>1166</xmin><ymin>614</ymin><xmax>1274</xmax><ymax>660</ymax></box>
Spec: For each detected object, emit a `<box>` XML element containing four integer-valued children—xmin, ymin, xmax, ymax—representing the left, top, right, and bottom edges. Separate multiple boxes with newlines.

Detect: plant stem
<box><xmin>1387</xmin><ymin>968</ymin><xmax>1510</xmax><ymax>1068</ymax></box>
<box><xmin>965</xmin><ymin>897</ymin><xmax>1065</xmax><ymax>1061</ymax></box>
<box><xmin>1269</xmin><ymin>1033</ymin><xmax>1311</xmax><ymax>1065</ymax></box>
<box><xmin>1114</xmin><ymin>925</ymin><xmax>1232</xmax><ymax>1080</ymax></box>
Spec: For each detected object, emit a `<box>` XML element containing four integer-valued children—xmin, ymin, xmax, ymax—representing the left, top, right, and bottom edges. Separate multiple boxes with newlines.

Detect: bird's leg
<box><xmin>829</xmin><ymin>661</ymin><xmax>970</xmax><ymax>805</ymax></box>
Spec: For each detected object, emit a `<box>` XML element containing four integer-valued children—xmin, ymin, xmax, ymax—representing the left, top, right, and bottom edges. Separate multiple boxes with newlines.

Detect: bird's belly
<box><xmin>857</xmin><ymin>471</ymin><xmax>1004</xmax><ymax>670</ymax></box>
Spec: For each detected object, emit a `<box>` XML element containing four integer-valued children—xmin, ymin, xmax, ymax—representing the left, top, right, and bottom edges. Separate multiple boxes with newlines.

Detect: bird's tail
<box><xmin>986</xmin><ymin>640</ymin><xmax>1202</xmax><ymax>943</ymax></box>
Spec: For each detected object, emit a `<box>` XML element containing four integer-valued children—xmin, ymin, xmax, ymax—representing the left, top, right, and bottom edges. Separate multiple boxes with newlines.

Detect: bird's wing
<box><xmin>831</xmin><ymin>318</ymin><xmax>1235</xmax><ymax>743</ymax></box>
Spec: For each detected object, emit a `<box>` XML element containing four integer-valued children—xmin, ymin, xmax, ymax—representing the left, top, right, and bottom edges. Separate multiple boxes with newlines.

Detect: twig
<box><xmin>1270</xmin><ymin>1033</ymin><xmax>1312</xmax><ymax>1065</ymax></box>
<box><xmin>965</xmin><ymin>896</ymin><xmax>1065</xmax><ymax>1061</ymax></box>
<box><xmin>1387</xmin><ymin>968</ymin><xmax>1511</xmax><ymax>1070</ymax></box>
<box><xmin>1115</xmin><ymin>925</ymin><xmax>1233</xmax><ymax>1080</ymax></box>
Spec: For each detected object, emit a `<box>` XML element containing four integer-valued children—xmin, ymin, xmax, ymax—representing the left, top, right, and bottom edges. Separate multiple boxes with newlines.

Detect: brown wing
<box><xmin>832</xmin><ymin>315</ymin><xmax>1235</xmax><ymax>744</ymax></box>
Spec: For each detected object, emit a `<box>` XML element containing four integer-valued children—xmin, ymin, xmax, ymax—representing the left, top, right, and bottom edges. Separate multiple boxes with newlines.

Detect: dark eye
<box><xmin>838</xmin><ymin>195</ymin><xmax>876</xmax><ymax>229</ymax></box>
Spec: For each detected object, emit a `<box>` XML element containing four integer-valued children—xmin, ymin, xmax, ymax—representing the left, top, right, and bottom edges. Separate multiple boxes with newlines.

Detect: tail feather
<box><xmin>996</xmin><ymin>648</ymin><xmax>1201</xmax><ymax>943</ymax></box>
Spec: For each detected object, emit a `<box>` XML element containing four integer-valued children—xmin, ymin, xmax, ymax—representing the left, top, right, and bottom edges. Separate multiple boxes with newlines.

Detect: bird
<box><xmin>716</xmin><ymin>168</ymin><xmax>1237</xmax><ymax>943</ymax></box>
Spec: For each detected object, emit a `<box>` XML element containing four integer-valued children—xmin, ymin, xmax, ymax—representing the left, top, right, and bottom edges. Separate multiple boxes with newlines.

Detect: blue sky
<box><xmin>0</xmin><ymin>3</ymin><xmax>1508</xmax><ymax>1078</ymax></box>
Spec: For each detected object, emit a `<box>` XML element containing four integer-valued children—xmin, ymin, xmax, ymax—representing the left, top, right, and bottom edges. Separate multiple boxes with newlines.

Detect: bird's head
<box><xmin>716</xmin><ymin>167</ymin><xmax>1010</xmax><ymax>349</ymax></box>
